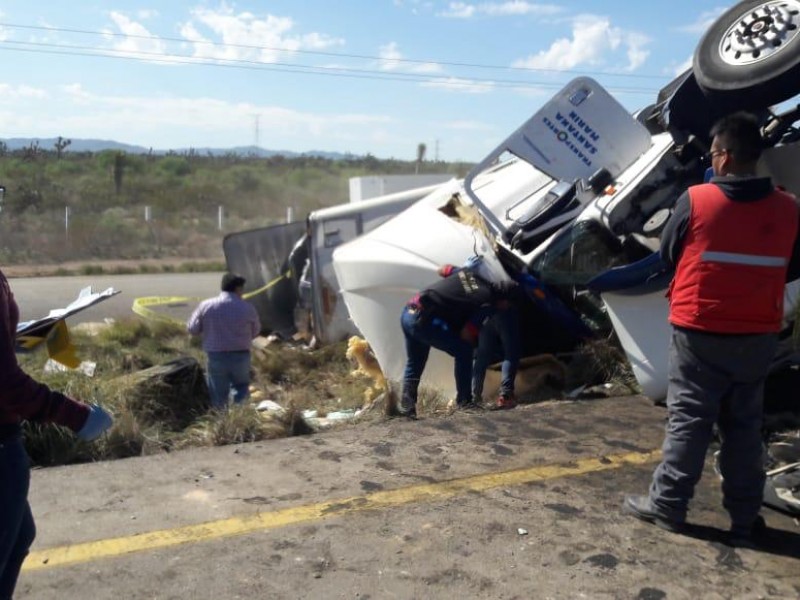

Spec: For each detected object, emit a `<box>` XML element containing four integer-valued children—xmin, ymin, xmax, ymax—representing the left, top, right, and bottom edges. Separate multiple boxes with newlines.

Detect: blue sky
<box><xmin>0</xmin><ymin>1</ymin><xmax>730</xmax><ymax>161</ymax></box>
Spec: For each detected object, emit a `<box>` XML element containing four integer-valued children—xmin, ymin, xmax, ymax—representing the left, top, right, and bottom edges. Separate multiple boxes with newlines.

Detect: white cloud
<box><xmin>421</xmin><ymin>77</ymin><xmax>494</xmax><ymax>93</ymax></box>
<box><xmin>101</xmin><ymin>11</ymin><xmax>168</xmax><ymax>63</ymax></box>
<box><xmin>625</xmin><ymin>32</ymin><xmax>650</xmax><ymax>72</ymax></box>
<box><xmin>137</xmin><ymin>9</ymin><xmax>160</xmax><ymax>20</ymax></box>
<box><xmin>443</xmin><ymin>120</ymin><xmax>494</xmax><ymax>131</ymax></box>
<box><xmin>512</xmin><ymin>15</ymin><xmax>650</xmax><ymax>72</ymax></box>
<box><xmin>179</xmin><ymin>6</ymin><xmax>344</xmax><ymax>63</ymax></box>
<box><xmin>394</xmin><ymin>0</ymin><xmax>435</xmax><ymax>15</ymax></box>
<box><xmin>0</xmin><ymin>84</ymin><xmax>48</xmax><ymax>101</ymax></box>
<box><xmin>676</xmin><ymin>8</ymin><xmax>726</xmax><ymax>34</ymax></box>
<box><xmin>60</xmin><ymin>83</ymin><xmax>95</xmax><ymax>103</ymax></box>
<box><xmin>0</xmin><ymin>85</ymin><xmax>394</xmax><ymax>152</ymax></box>
<box><xmin>670</xmin><ymin>55</ymin><xmax>694</xmax><ymax>77</ymax></box>
<box><xmin>439</xmin><ymin>1</ymin><xmax>563</xmax><ymax>19</ymax></box>
<box><xmin>378</xmin><ymin>42</ymin><xmax>442</xmax><ymax>73</ymax></box>
<box><xmin>378</xmin><ymin>42</ymin><xmax>403</xmax><ymax>70</ymax></box>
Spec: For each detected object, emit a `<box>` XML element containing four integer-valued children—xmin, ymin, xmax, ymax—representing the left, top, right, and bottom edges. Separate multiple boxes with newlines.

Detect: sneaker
<box><xmin>457</xmin><ymin>400</ymin><xmax>485</xmax><ymax>413</ymax></box>
<box><xmin>493</xmin><ymin>394</ymin><xmax>517</xmax><ymax>410</ymax></box>
<box><xmin>395</xmin><ymin>400</ymin><xmax>417</xmax><ymax>420</ymax></box>
<box><xmin>727</xmin><ymin>515</ymin><xmax>767</xmax><ymax>549</ymax></box>
<box><xmin>622</xmin><ymin>494</ymin><xmax>685</xmax><ymax>533</ymax></box>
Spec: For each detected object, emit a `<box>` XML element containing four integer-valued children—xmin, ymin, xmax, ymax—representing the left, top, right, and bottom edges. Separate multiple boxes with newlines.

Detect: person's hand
<box><xmin>77</xmin><ymin>404</ymin><xmax>114</xmax><ymax>441</ymax></box>
<box><xmin>463</xmin><ymin>255</ymin><xmax>483</xmax><ymax>270</ymax></box>
<box><xmin>437</xmin><ymin>265</ymin><xmax>455</xmax><ymax>278</ymax></box>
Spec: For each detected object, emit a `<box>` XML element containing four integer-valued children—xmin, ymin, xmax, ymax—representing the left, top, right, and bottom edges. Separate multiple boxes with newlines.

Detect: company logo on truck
<box><xmin>542</xmin><ymin>110</ymin><xmax>600</xmax><ymax>168</ymax></box>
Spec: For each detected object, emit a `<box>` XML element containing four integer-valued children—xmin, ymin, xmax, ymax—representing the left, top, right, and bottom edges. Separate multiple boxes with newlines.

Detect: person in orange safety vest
<box><xmin>623</xmin><ymin>112</ymin><xmax>800</xmax><ymax>547</ymax></box>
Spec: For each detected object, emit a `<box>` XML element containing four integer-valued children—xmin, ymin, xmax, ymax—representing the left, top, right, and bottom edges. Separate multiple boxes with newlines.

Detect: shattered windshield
<box><xmin>531</xmin><ymin>219</ymin><xmax>628</xmax><ymax>287</ymax></box>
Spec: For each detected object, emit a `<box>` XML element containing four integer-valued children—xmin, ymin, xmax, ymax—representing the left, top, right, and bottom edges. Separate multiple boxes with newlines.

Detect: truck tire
<box><xmin>694</xmin><ymin>0</ymin><xmax>800</xmax><ymax>108</ymax></box>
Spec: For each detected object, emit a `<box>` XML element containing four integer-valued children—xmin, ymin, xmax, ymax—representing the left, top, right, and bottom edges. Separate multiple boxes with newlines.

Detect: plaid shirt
<box><xmin>187</xmin><ymin>292</ymin><xmax>261</xmax><ymax>352</ymax></box>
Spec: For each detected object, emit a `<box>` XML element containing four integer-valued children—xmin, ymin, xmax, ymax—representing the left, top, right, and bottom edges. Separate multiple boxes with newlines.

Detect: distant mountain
<box><xmin>0</xmin><ymin>138</ymin><xmax>356</xmax><ymax>160</ymax></box>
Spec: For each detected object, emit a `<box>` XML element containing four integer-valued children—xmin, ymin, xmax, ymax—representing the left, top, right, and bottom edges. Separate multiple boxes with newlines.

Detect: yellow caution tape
<box><xmin>242</xmin><ymin>270</ymin><xmax>291</xmax><ymax>300</ymax></box>
<box><xmin>131</xmin><ymin>271</ymin><xmax>291</xmax><ymax>324</ymax></box>
<box><xmin>131</xmin><ymin>296</ymin><xmax>200</xmax><ymax>325</ymax></box>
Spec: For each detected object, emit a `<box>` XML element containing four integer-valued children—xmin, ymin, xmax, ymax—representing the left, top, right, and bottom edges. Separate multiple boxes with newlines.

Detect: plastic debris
<box><xmin>302</xmin><ymin>408</ymin><xmax>361</xmax><ymax>430</ymax></box>
<box><xmin>43</xmin><ymin>359</ymin><xmax>97</xmax><ymax>377</ymax></box>
<box><xmin>256</xmin><ymin>400</ymin><xmax>285</xmax><ymax>414</ymax></box>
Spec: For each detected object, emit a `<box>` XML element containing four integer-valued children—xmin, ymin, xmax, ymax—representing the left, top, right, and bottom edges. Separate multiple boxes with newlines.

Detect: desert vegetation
<box><xmin>0</xmin><ymin>141</ymin><xmax>471</xmax><ymax>265</ymax></box>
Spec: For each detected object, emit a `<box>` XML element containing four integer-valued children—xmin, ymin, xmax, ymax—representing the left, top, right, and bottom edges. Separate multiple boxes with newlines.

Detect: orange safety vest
<box><xmin>668</xmin><ymin>183</ymin><xmax>798</xmax><ymax>333</ymax></box>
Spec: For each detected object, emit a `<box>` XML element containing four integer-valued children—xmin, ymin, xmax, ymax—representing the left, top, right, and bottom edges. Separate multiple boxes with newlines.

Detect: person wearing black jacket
<box><xmin>398</xmin><ymin>261</ymin><xmax>510</xmax><ymax>419</ymax></box>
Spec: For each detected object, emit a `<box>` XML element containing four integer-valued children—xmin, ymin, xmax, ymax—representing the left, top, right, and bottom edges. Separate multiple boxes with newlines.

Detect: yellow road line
<box><xmin>23</xmin><ymin>449</ymin><xmax>660</xmax><ymax>572</ymax></box>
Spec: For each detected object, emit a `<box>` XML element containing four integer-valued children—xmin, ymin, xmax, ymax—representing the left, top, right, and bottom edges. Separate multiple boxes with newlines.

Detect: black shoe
<box><xmin>727</xmin><ymin>515</ymin><xmax>767</xmax><ymax>549</ymax></box>
<box><xmin>623</xmin><ymin>495</ymin><xmax>685</xmax><ymax>533</ymax></box>
<box><xmin>457</xmin><ymin>400</ymin><xmax>485</xmax><ymax>413</ymax></box>
<box><xmin>395</xmin><ymin>405</ymin><xmax>417</xmax><ymax>420</ymax></box>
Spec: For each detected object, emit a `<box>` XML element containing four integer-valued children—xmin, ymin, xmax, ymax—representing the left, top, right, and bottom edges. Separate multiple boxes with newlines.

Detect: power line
<box><xmin>0</xmin><ymin>21</ymin><xmax>673</xmax><ymax>82</ymax></box>
<box><xmin>0</xmin><ymin>40</ymin><xmax>663</xmax><ymax>95</ymax></box>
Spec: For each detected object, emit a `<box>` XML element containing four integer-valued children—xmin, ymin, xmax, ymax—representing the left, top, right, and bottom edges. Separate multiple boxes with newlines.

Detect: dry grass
<box><xmin>19</xmin><ymin>319</ymin><xmax>373</xmax><ymax>466</ymax></box>
<box><xmin>565</xmin><ymin>337</ymin><xmax>640</xmax><ymax>395</ymax></box>
<box><xmin>19</xmin><ymin>318</ymin><xmax>644</xmax><ymax>468</ymax></box>
<box><xmin>178</xmin><ymin>404</ymin><xmax>293</xmax><ymax>447</ymax></box>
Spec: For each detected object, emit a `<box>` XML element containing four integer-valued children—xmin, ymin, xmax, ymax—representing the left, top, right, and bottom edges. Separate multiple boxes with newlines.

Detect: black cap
<box><xmin>221</xmin><ymin>272</ymin><xmax>246</xmax><ymax>292</ymax></box>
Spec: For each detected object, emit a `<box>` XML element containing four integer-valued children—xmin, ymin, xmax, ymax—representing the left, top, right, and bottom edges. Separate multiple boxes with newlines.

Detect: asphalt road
<box><xmin>10</xmin><ymin>272</ymin><xmax>223</xmax><ymax>325</ymax></box>
<box><xmin>16</xmin><ymin>396</ymin><xmax>800</xmax><ymax>600</ymax></box>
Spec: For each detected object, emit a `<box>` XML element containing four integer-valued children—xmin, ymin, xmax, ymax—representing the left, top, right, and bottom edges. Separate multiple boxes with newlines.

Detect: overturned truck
<box><xmin>333</xmin><ymin>0</ymin><xmax>800</xmax><ymax>406</ymax></box>
<box><xmin>332</xmin><ymin>0</ymin><xmax>800</xmax><ymax>518</ymax></box>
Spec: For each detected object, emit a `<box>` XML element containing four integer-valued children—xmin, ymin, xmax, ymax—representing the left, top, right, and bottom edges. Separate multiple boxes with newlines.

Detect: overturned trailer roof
<box><xmin>223</xmin><ymin>181</ymin><xmax>452</xmax><ymax>342</ymax></box>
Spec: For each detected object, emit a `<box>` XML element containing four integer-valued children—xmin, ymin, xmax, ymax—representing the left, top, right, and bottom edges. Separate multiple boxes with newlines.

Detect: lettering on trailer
<box><xmin>542</xmin><ymin>110</ymin><xmax>601</xmax><ymax>169</ymax></box>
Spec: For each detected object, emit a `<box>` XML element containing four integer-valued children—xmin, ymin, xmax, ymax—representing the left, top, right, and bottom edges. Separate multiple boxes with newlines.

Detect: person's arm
<box><xmin>660</xmin><ymin>191</ymin><xmax>691</xmax><ymax>269</ymax></box>
<box><xmin>0</xmin><ymin>274</ymin><xmax>91</xmax><ymax>432</ymax></box>
<box><xmin>186</xmin><ymin>303</ymin><xmax>205</xmax><ymax>336</ymax></box>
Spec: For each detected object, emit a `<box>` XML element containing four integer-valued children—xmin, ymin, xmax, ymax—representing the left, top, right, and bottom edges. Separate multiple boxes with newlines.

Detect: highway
<box><xmin>17</xmin><ymin>396</ymin><xmax>800</xmax><ymax>599</ymax></box>
<box><xmin>9</xmin><ymin>272</ymin><xmax>223</xmax><ymax>325</ymax></box>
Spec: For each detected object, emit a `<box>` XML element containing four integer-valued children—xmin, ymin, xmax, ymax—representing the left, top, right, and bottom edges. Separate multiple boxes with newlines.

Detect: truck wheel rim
<box><xmin>718</xmin><ymin>0</ymin><xmax>800</xmax><ymax>66</ymax></box>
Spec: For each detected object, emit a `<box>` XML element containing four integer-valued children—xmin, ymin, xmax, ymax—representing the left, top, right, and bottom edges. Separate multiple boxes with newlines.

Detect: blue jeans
<box><xmin>0</xmin><ymin>434</ymin><xmax>36</xmax><ymax>600</ymax></box>
<box><xmin>206</xmin><ymin>351</ymin><xmax>252</xmax><ymax>409</ymax></box>
<box><xmin>472</xmin><ymin>307</ymin><xmax>520</xmax><ymax>400</ymax></box>
<box><xmin>400</xmin><ymin>306</ymin><xmax>474</xmax><ymax>410</ymax></box>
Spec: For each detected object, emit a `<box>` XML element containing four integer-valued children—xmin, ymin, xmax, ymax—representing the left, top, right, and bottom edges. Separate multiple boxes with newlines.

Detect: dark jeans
<box><xmin>0</xmin><ymin>435</ymin><xmax>36</xmax><ymax>600</ymax></box>
<box><xmin>472</xmin><ymin>307</ymin><xmax>520</xmax><ymax>400</ymax></box>
<box><xmin>400</xmin><ymin>306</ymin><xmax>474</xmax><ymax>409</ymax></box>
<box><xmin>206</xmin><ymin>351</ymin><xmax>252</xmax><ymax>409</ymax></box>
<box><xmin>649</xmin><ymin>327</ymin><xmax>777</xmax><ymax>528</ymax></box>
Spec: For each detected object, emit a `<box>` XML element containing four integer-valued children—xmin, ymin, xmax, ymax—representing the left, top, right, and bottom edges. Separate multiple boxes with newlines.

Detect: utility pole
<box><xmin>253</xmin><ymin>114</ymin><xmax>260</xmax><ymax>149</ymax></box>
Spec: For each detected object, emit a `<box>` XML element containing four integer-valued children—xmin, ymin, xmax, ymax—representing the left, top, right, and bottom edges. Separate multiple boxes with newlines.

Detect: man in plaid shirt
<box><xmin>187</xmin><ymin>273</ymin><xmax>261</xmax><ymax>409</ymax></box>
